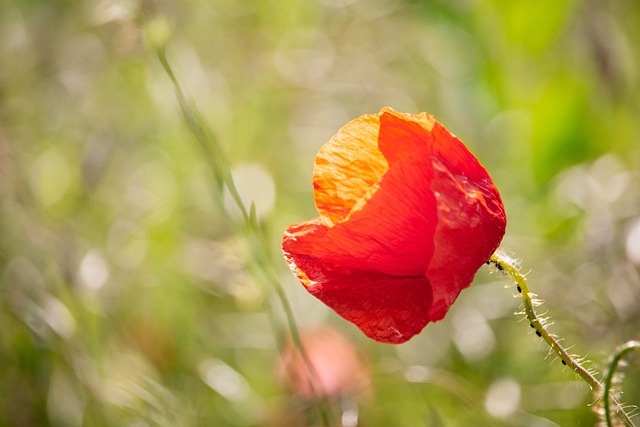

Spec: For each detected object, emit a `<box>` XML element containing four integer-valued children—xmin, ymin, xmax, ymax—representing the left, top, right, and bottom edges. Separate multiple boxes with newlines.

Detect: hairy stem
<box><xmin>488</xmin><ymin>253</ymin><xmax>601</xmax><ymax>390</ymax></box>
<box><xmin>488</xmin><ymin>253</ymin><xmax>635</xmax><ymax>427</ymax></box>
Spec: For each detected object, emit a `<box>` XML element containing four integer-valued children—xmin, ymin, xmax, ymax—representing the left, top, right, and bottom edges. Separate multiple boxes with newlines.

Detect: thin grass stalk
<box><xmin>156</xmin><ymin>46</ymin><xmax>333</xmax><ymax>426</ymax></box>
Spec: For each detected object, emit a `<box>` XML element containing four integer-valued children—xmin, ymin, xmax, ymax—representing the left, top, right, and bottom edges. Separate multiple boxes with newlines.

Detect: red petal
<box><xmin>283</xmin><ymin>221</ymin><xmax>433</xmax><ymax>344</ymax></box>
<box><xmin>426</xmin><ymin>122</ymin><xmax>507</xmax><ymax>319</ymax></box>
<box><xmin>308</xmin><ymin>270</ymin><xmax>433</xmax><ymax>344</ymax></box>
<box><xmin>378</xmin><ymin>108</ymin><xmax>436</xmax><ymax>166</ymax></box>
<box><xmin>282</xmin><ymin>218</ymin><xmax>330</xmax><ymax>288</ymax></box>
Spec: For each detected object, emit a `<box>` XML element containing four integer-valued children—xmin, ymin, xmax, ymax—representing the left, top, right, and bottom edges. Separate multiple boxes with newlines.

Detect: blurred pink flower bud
<box><xmin>278</xmin><ymin>327</ymin><xmax>371</xmax><ymax>400</ymax></box>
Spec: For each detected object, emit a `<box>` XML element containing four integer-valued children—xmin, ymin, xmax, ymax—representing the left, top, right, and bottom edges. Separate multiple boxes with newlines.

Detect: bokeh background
<box><xmin>1</xmin><ymin>0</ymin><xmax>640</xmax><ymax>426</ymax></box>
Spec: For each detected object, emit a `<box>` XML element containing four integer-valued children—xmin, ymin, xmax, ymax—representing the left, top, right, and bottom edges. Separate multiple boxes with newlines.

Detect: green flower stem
<box><xmin>156</xmin><ymin>48</ymin><xmax>249</xmax><ymax>223</ymax></box>
<box><xmin>487</xmin><ymin>253</ymin><xmax>635</xmax><ymax>427</ymax></box>
<box><xmin>604</xmin><ymin>341</ymin><xmax>640</xmax><ymax>427</ymax></box>
<box><xmin>488</xmin><ymin>253</ymin><xmax>601</xmax><ymax>390</ymax></box>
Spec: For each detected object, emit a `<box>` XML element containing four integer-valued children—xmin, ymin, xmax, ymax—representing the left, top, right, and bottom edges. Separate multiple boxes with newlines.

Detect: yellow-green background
<box><xmin>1</xmin><ymin>0</ymin><xmax>639</xmax><ymax>425</ymax></box>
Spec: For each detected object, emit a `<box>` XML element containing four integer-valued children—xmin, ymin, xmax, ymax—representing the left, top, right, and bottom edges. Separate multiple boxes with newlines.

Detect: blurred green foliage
<box><xmin>1</xmin><ymin>0</ymin><xmax>640</xmax><ymax>426</ymax></box>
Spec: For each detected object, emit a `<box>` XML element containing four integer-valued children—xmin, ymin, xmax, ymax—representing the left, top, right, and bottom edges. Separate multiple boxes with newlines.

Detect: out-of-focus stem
<box><xmin>156</xmin><ymin>46</ymin><xmax>332</xmax><ymax>426</ymax></box>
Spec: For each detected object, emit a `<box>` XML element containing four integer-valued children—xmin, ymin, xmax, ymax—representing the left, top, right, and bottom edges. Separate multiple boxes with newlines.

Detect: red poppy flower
<box><xmin>282</xmin><ymin>107</ymin><xmax>506</xmax><ymax>344</ymax></box>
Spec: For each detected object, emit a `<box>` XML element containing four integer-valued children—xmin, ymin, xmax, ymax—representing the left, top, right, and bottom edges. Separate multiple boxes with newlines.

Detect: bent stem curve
<box><xmin>487</xmin><ymin>253</ymin><xmax>635</xmax><ymax>427</ymax></box>
<box><xmin>604</xmin><ymin>341</ymin><xmax>640</xmax><ymax>427</ymax></box>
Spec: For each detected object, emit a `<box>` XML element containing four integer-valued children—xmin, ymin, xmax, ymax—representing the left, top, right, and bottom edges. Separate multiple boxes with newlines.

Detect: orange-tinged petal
<box><xmin>312</xmin><ymin>113</ymin><xmax>387</xmax><ymax>226</ymax></box>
